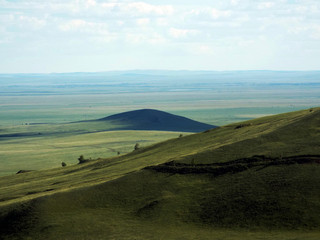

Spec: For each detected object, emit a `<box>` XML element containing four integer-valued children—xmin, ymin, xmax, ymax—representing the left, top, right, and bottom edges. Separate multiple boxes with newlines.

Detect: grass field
<box><xmin>0</xmin><ymin>107</ymin><xmax>319</xmax><ymax>239</ymax></box>
<box><xmin>1</xmin><ymin>107</ymin><xmax>318</xmax><ymax>205</ymax></box>
<box><xmin>0</xmin><ymin>129</ymin><xmax>187</xmax><ymax>176</ymax></box>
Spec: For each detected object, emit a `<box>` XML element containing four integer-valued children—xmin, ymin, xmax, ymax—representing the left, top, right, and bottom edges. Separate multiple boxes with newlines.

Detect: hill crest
<box><xmin>97</xmin><ymin>109</ymin><xmax>216</xmax><ymax>132</ymax></box>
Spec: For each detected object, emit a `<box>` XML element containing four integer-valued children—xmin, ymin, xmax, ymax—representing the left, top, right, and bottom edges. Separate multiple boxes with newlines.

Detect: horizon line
<box><xmin>1</xmin><ymin>69</ymin><xmax>320</xmax><ymax>75</ymax></box>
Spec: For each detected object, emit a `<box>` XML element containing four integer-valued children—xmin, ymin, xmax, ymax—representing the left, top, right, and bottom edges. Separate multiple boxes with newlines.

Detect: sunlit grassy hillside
<box><xmin>0</xmin><ymin>107</ymin><xmax>319</xmax><ymax>239</ymax></box>
<box><xmin>0</xmin><ymin>130</ymin><xmax>186</xmax><ymax>176</ymax></box>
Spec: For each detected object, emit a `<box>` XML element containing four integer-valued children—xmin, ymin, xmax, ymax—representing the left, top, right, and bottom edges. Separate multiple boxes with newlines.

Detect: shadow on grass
<box><xmin>146</xmin><ymin>155</ymin><xmax>320</xmax><ymax>176</ymax></box>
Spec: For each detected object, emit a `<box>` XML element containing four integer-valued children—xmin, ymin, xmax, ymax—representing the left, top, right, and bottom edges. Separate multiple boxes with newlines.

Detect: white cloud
<box><xmin>189</xmin><ymin>7</ymin><xmax>231</xmax><ymax>20</ymax></box>
<box><xmin>136</xmin><ymin>18</ymin><xmax>150</xmax><ymax>26</ymax></box>
<box><xmin>156</xmin><ymin>18</ymin><xmax>168</xmax><ymax>26</ymax></box>
<box><xmin>287</xmin><ymin>25</ymin><xmax>308</xmax><ymax>35</ymax></box>
<box><xmin>101</xmin><ymin>2</ymin><xmax>118</xmax><ymax>10</ymax></box>
<box><xmin>126</xmin><ymin>32</ymin><xmax>166</xmax><ymax>44</ymax></box>
<box><xmin>211</xmin><ymin>8</ymin><xmax>231</xmax><ymax>19</ymax></box>
<box><xmin>19</xmin><ymin>16</ymin><xmax>46</xmax><ymax>29</ymax></box>
<box><xmin>1</xmin><ymin>0</ymin><xmax>320</xmax><ymax>72</ymax></box>
<box><xmin>169</xmin><ymin>28</ymin><xmax>199</xmax><ymax>39</ymax></box>
<box><xmin>230</xmin><ymin>0</ymin><xmax>239</xmax><ymax>6</ymax></box>
<box><xmin>125</xmin><ymin>2</ymin><xmax>174</xmax><ymax>16</ymax></box>
<box><xmin>0</xmin><ymin>12</ymin><xmax>46</xmax><ymax>29</ymax></box>
<box><xmin>258</xmin><ymin>2</ymin><xmax>275</xmax><ymax>10</ymax></box>
<box><xmin>117</xmin><ymin>20</ymin><xmax>125</xmax><ymax>26</ymax></box>
<box><xmin>311</xmin><ymin>25</ymin><xmax>320</xmax><ymax>40</ymax></box>
<box><xmin>59</xmin><ymin>19</ymin><xmax>111</xmax><ymax>36</ymax></box>
<box><xmin>0</xmin><ymin>13</ymin><xmax>15</xmax><ymax>23</ymax></box>
<box><xmin>194</xmin><ymin>45</ymin><xmax>215</xmax><ymax>55</ymax></box>
<box><xmin>85</xmin><ymin>0</ymin><xmax>96</xmax><ymax>8</ymax></box>
<box><xmin>148</xmin><ymin>33</ymin><xmax>167</xmax><ymax>44</ymax></box>
<box><xmin>59</xmin><ymin>19</ymin><xmax>87</xmax><ymax>32</ymax></box>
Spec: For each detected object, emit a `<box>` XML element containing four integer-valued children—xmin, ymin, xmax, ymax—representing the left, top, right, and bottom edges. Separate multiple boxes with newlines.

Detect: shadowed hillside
<box><xmin>97</xmin><ymin>109</ymin><xmax>216</xmax><ymax>132</ymax></box>
<box><xmin>0</xmin><ymin>107</ymin><xmax>319</xmax><ymax>239</ymax></box>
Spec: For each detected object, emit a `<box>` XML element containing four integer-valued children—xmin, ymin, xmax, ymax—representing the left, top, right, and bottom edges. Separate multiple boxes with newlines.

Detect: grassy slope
<box><xmin>0</xmin><ymin>129</ymin><xmax>186</xmax><ymax>176</ymax></box>
<box><xmin>0</xmin><ymin>119</ymin><xmax>127</xmax><ymax>176</ymax></box>
<box><xmin>0</xmin><ymin>107</ymin><xmax>319</xmax><ymax>239</ymax></box>
<box><xmin>2</xmin><ymin>169</ymin><xmax>320</xmax><ymax>240</ymax></box>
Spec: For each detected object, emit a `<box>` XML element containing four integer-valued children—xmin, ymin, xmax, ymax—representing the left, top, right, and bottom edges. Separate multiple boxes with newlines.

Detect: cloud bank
<box><xmin>0</xmin><ymin>0</ymin><xmax>319</xmax><ymax>72</ymax></box>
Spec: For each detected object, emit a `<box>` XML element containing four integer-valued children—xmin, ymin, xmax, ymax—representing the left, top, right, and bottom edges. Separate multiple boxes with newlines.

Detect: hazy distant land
<box><xmin>1</xmin><ymin>70</ymin><xmax>319</xmax><ymax>126</ymax></box>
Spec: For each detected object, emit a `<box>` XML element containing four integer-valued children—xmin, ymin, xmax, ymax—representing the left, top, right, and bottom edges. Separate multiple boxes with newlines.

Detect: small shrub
<box><xmin>179</xmin><ymin>134</ymin><xmax>183</xmax><ymax>138</ymax></box>
<box><xmin>78</xmin><ymin>155</ymin><xmax>87</xmax><ymax>164</ymax></box>
<box><xmin>134</xmin><ymin>143</ymin><xmax>140</xmax><ymax>151</ymax></box>
<box><xmin>191</xmin><ymin>158</ymin><xmax>195</xmax><ymax>166</ymax></box>
<box><xmin>235</xmin><ymin>123</ymin><xmax>252</xmax><ymax>129</ymax></box>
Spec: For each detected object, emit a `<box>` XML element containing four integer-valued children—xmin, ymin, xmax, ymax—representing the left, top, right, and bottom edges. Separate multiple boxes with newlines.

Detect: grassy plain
<box><xmin>0</xmin><ymin>129</ymin><xmax>186</xmax><ymax>176</ymax></box>
<box><xmin>1</xmin><ymin>71</ymin><xmax>319</xmax><ymax>126</ymax></box>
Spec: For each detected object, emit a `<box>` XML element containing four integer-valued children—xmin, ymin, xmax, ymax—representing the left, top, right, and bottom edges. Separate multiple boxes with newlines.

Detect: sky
<box><xmin>0</xmin><ymin>0</ymin><xmax>320</xmax><ymax>73</ymax></box>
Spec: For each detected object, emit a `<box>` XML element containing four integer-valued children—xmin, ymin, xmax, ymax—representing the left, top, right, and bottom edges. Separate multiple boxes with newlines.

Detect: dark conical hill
<box><xmin>98</xmin><ymin>109</ymin><xmax>216</xmax><ymax>132</ymax></box>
